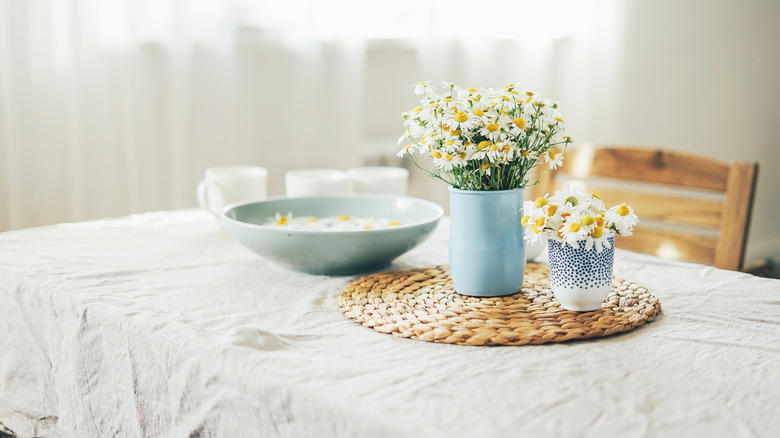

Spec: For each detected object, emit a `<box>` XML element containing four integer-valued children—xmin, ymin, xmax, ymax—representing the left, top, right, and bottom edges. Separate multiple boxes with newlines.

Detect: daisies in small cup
<box><xmin>522</xmin><ymin>184</ymin><xmax>639</xmax><ymax>252</ymax></box>
<box><xmin>398</xmin><ymin>81</ymin><xmax>572</xmax><ymax>191</ymax></box>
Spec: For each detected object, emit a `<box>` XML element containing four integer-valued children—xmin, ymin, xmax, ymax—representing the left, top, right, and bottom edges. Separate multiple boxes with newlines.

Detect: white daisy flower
<box><xmin>585</xmin><ymin>229</ymin><xmax>614</xmax><ymax>252</ymax></box>
<box><xmin>605</xmin><ymin>204</ymin><xmax>639</xmax><ymax>236</ymax></box>
<box><xmin>559</xmin><ymin>214</ymin><xmax>589</xmax><ymax>248</ymax></box>
<box><xmin>478</xmin><ymin>121</ymin><xmax>503</xmax><ymax>142</ymax></box>
<box><xmin>414</xmin><ymin>81</ymin><xmax>430</xmax><ymax>95</ymax></box>
<box><xmin>585</xmin><ymin>192</ymin><xmax>606</xmax><ymax>212</ymax></box>
<box><xmin>544</xmin><ymin>149</ymin><xmax>564</xmax><ymax>170</ymax></box>
<box><xmin>431</xmin><ymin>150</ymin><xmax>456</xmax><ymax>171</ymax></box>
<box><xmin>549</xmin><ymin>183</ymin><xmax>590</xmax><ymax>209</ymax></box>
<box><xmin>442</xmin><ymin>109</ymin><xmax>480</xmax><ymax>132</ymax></box>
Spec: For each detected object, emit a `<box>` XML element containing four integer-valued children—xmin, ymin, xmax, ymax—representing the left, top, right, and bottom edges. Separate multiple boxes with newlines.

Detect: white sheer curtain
<box><xmin>0</xmin><ymin>0</ymin><xmax>625</xmax><ymax>232</ymax></box>
<box><xmin>0</xmin><ymin>0</ymin><xmax>371</xmax><ymax>230</ymax></box>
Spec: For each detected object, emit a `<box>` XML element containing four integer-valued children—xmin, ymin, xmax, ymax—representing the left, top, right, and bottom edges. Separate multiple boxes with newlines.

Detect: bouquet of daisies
<box><xmin>397</xmin><ymin>81</ymin><xmax>572</xmax><ymax>191</ymax></box>
<box><xmin>522</xmin><ymin>184</ymin><xmax>639</xmax><ymax>252</ymax></box>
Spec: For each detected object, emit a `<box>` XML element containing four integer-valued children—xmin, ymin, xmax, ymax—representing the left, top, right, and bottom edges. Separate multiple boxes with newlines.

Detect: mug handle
<box><xmin>197</xmin><ymin>179</ymin><xmax>221</xmax><ymax>217</ymax></box>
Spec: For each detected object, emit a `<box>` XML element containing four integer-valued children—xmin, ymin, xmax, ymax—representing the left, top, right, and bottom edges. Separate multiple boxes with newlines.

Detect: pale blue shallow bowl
<box><xmin>221</xmin><ymin>194</ymin><xmax>444</xmax><ymax>275</ymax></box>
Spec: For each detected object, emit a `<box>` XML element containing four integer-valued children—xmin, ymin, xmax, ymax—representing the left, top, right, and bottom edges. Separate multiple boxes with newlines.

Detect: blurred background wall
<box><xmin>1</xmin><ymin>0</ymin><xmax>778</xmax><ymax>269</ymax></box>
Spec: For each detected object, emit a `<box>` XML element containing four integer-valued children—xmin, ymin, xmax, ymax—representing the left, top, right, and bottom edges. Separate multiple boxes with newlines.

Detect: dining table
<box><xmin>1</xmin><ymin>208</ymin><xmax>778</xmax><ymax>438</ymax></box>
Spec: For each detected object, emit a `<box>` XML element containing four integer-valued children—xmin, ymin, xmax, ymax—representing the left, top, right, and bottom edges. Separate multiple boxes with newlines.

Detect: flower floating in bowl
<box><xmin>521</xmin><ymin>184</ymin><xmax>639</xmax><ymax>311</ymax></box>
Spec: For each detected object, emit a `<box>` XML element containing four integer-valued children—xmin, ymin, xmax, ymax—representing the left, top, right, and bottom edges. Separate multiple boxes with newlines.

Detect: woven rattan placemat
<box><xmin>338</xmin><ymin>263</ymin><xmax>661</xmax><ymax>346</ymax></box>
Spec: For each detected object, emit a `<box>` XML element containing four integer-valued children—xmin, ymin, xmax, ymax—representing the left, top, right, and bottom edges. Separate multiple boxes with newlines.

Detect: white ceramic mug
<box><xmin>285</xmin><ymin>169</ymin><xmax>348</xmax><ymax>197</ymax></box>
<box><xmin>347</xmin><ymin>166</ymin><xmax>409</xmax><ymax>195</ymax></box>
<box><xmin>197</xmin><ymin>165</ymin><xmax>268</xmax><ymax>216</ymax></box>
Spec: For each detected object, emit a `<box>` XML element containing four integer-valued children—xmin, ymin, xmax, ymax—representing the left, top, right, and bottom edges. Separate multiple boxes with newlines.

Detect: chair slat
<box><xmin>581</xmin><ymin>184</ymin><xmax>724</xmax><ymax>229</ymax></box>
<box><xmin>568</xmin><ymin>147</ymin><xmax>731</xmax><ymax>191</ymax></box>
<box><xmin>616</xmin><ymin>226</ymin><xmax>718</xmax><ymax>265</ymax></box>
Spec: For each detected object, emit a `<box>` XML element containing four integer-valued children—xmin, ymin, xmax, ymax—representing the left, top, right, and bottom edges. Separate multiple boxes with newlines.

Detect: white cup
<box><xmin>285</xmin><ymin>169</ymin><xmax>348</xmax><ymax>197</ymax></box>
<box><xmin>347</xmin><ymin>166</ymin><xmax>409</xmax><ymax>195</ymax></box>
<box><xmin>197</xmin><ymin>165</ymin><xmax>268</xmax><ymax>216</ymax></box>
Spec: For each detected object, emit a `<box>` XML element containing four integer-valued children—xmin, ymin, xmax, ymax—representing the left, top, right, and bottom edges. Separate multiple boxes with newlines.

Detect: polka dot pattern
<box><xmin>548</xmin><ymin>237</ymin><xmax>615</xmax><ymax>291</ymax></box>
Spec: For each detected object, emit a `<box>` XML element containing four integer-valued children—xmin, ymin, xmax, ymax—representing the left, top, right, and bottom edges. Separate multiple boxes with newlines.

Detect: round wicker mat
<box><xmin>338</xmin><ymin>263</ymin><xmax>661</xmax><ymax>346</ymax></box>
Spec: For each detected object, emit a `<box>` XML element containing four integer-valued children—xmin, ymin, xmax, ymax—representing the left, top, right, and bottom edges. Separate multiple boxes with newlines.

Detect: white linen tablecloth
<box><xmin>1</xmin><ymin>209</ymin><xmax>779</xmax><ymax>438</ymax></box>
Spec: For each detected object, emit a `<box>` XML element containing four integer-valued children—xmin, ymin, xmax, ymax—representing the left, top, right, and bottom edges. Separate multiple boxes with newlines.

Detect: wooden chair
<box><xmin>531</xmin><ymin>143</ymin><xmax>759</xmax><ymax>271</ymax></box>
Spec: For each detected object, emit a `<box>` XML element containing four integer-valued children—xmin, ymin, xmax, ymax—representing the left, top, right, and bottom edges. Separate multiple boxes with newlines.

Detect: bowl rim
<box><xmin>220</xmin><ymin>193</ymin><xmax>444</xmax><ymax>235</ymax></box>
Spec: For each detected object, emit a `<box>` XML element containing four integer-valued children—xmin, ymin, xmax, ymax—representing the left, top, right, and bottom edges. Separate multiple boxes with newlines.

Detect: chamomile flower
<box><xmin>559</xmin><ymin>214</ymin><xmax>590</xmax><ymax>247</ymax></box>
<box><xmin>549</xmin><ymin>183</ymin><xmax>589</xmax><ymax>209</ymax></box>
<box><xmin>523</xmin><ymin>195</ymin><xmax>549</xmax><ymax>217</ymax></box>
<box><xmin>414</xmin><ymin>81</ymin><xmax>430</xmax><ymax>95</ymax></box>
<box><xmin>431</xmin><ymin>150</ymin><xmax>457</xmax><ymax>171</ymax></box>
<box><xmin>584</xmin><ymin>228</ymin><xmax>614</xmax><ymax>252</ymax></box>
<box><xmin>544</xmin><ymin>149</ymin><xmax>564</xmax><ymax>170</ymax></box>
<box><xmin>605</xmin><ymin>204</ymin><xmax>639</xmax><ymax>236</ymax></box>
<box><xmin>442</xmin><ymin>108</ymin><xmax>480</xmax><ymax>132</ymax></box>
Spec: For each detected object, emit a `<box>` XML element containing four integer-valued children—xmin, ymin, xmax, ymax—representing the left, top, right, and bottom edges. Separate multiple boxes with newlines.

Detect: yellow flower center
<box><xmin>473</xmin><ymin>109</ymin><xmax>484</xmax><ymax>117</ymax></box>
<box><xmin>596</xmin><ymin>216</ymin><xmax>604</xmax><ymax>227</ymax></box>
<box><xmin>486</xmin><ymin>123</ymin><xmax>499</xmax><ymax>132</ymax></box>
<box><xmin>565</xmin><ymin>196</ymin><xmax>578</xmax><ymax>206</ymax></box>
<box><xmin>591</xmin><ymin>192</ymin><xmax>601</xmax><ymax>199</ymax></box>
<box><xmin>513</xmin><ymin>118</ymin><xmax>526</xmax><ymax>129</ymax></box>
<box><xmin>581</xmin><ymin>215</ymin><xmax>595</xmax><ymax>226</ymax></box>
<box><xmin>617</xmin><ymin>205</ymin><xmax>631</xmax><ymax>216</ymax></box>
<box><xmin>432</xmin><ymin>151</ymin><xmax>443</xmax><ymax>159</ymax></box>
<box><xmin>338</xmin><ymin>215</ymin><xmax>350</xmax><ymax>221</ymax></box>
<box><xmin>477</xmin><ymin>141</ymin><xmax>490</xmax><ymax>151</ymax></box>
<box><xmin>548</xmin><ymin>150</ymin><xmax>556</xmax><ymax>160</ymax></box>
<box><xmin>457</xmin><ymin>152</ymin><xmax>466</xmax><ymax>159</ymax></box>
<box><xmin>276</xmin><ymin>215</ymin><xmax>288</xmax><ymax>226</ymax></box>
<box><xmin>454</xmin><ymin>111</ymin><xmax>468</xmax><ymax>123</ymax></box>
<box><xmin>535</xmin><ymin>217</ymin><xmax>546</xmax><ymax>227</ymax></box>
<box><xmin>592</xmin><ymin>227</ymin><xmax>603</xmax><ymax>238</ymax></box>
<box><xmin>535</xmin><ymin>197</ymin><xmax>547</xmax><ymax>208</ymax></box>
<box><xmin>521</xmin><ymin>215</ymin><xmax>530</xmax><ymax>227</ymax></box>
<box><xmin>467</xmin><ymin>88</ymin><xmax>477</xmax><ymax>92</ymax></box>
<box><xmin>388</xmin><ymin>221</ymin><xmax>401</xmax><ymax>226</ymax></box>
<box><xmin>445</xmin><ymin>139</ymin><xmax>455</xmax><ymax>146</ymax></box>
<box><xmin>445</xmin><ymin>154</ymin><xmax>453</xmax><ymax>161</ymax></box>
<box><xmin>482</xmin><ymin>162</ymin><xmax>490</xmax><ymax>170</ymax></box>
<box><xmin>554</xmin><ymin>117</ymin><xmax>564</xmax><ymax>123</ymax></box>
<box><xmin>547</xmin><ymin>205</ymin><xmax>558</xmax><ymax>216</ymax></box>
<box><xmin>451</xmin><ymin>129</ymin><xmax>461</xmax><ymax>136</ymax></box>
<box><xmin>490</xmin><ymin>145</ymin><xmax>499</xmax><ymax>151</ymax></box>
<box><xmin>413</xmin><ymin>106</ymin><xmax>423</xmax><ymax>113</ymax></box>
<box><xmin>569</xmin><ymin>223</ymin><xmax>581</xmax><ymax>232</ymax></box>
<box><xmin>521</xmin><ymin>151</ymin><xmax>530</xmax><ymax>156</ymax></box>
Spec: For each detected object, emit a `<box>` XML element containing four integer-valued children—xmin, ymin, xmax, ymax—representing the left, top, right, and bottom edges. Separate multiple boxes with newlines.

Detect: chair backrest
<box><xmin>531</xmin><ymin>143</ymin><xmax>758</xmax><ymax>271</ymax></box>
